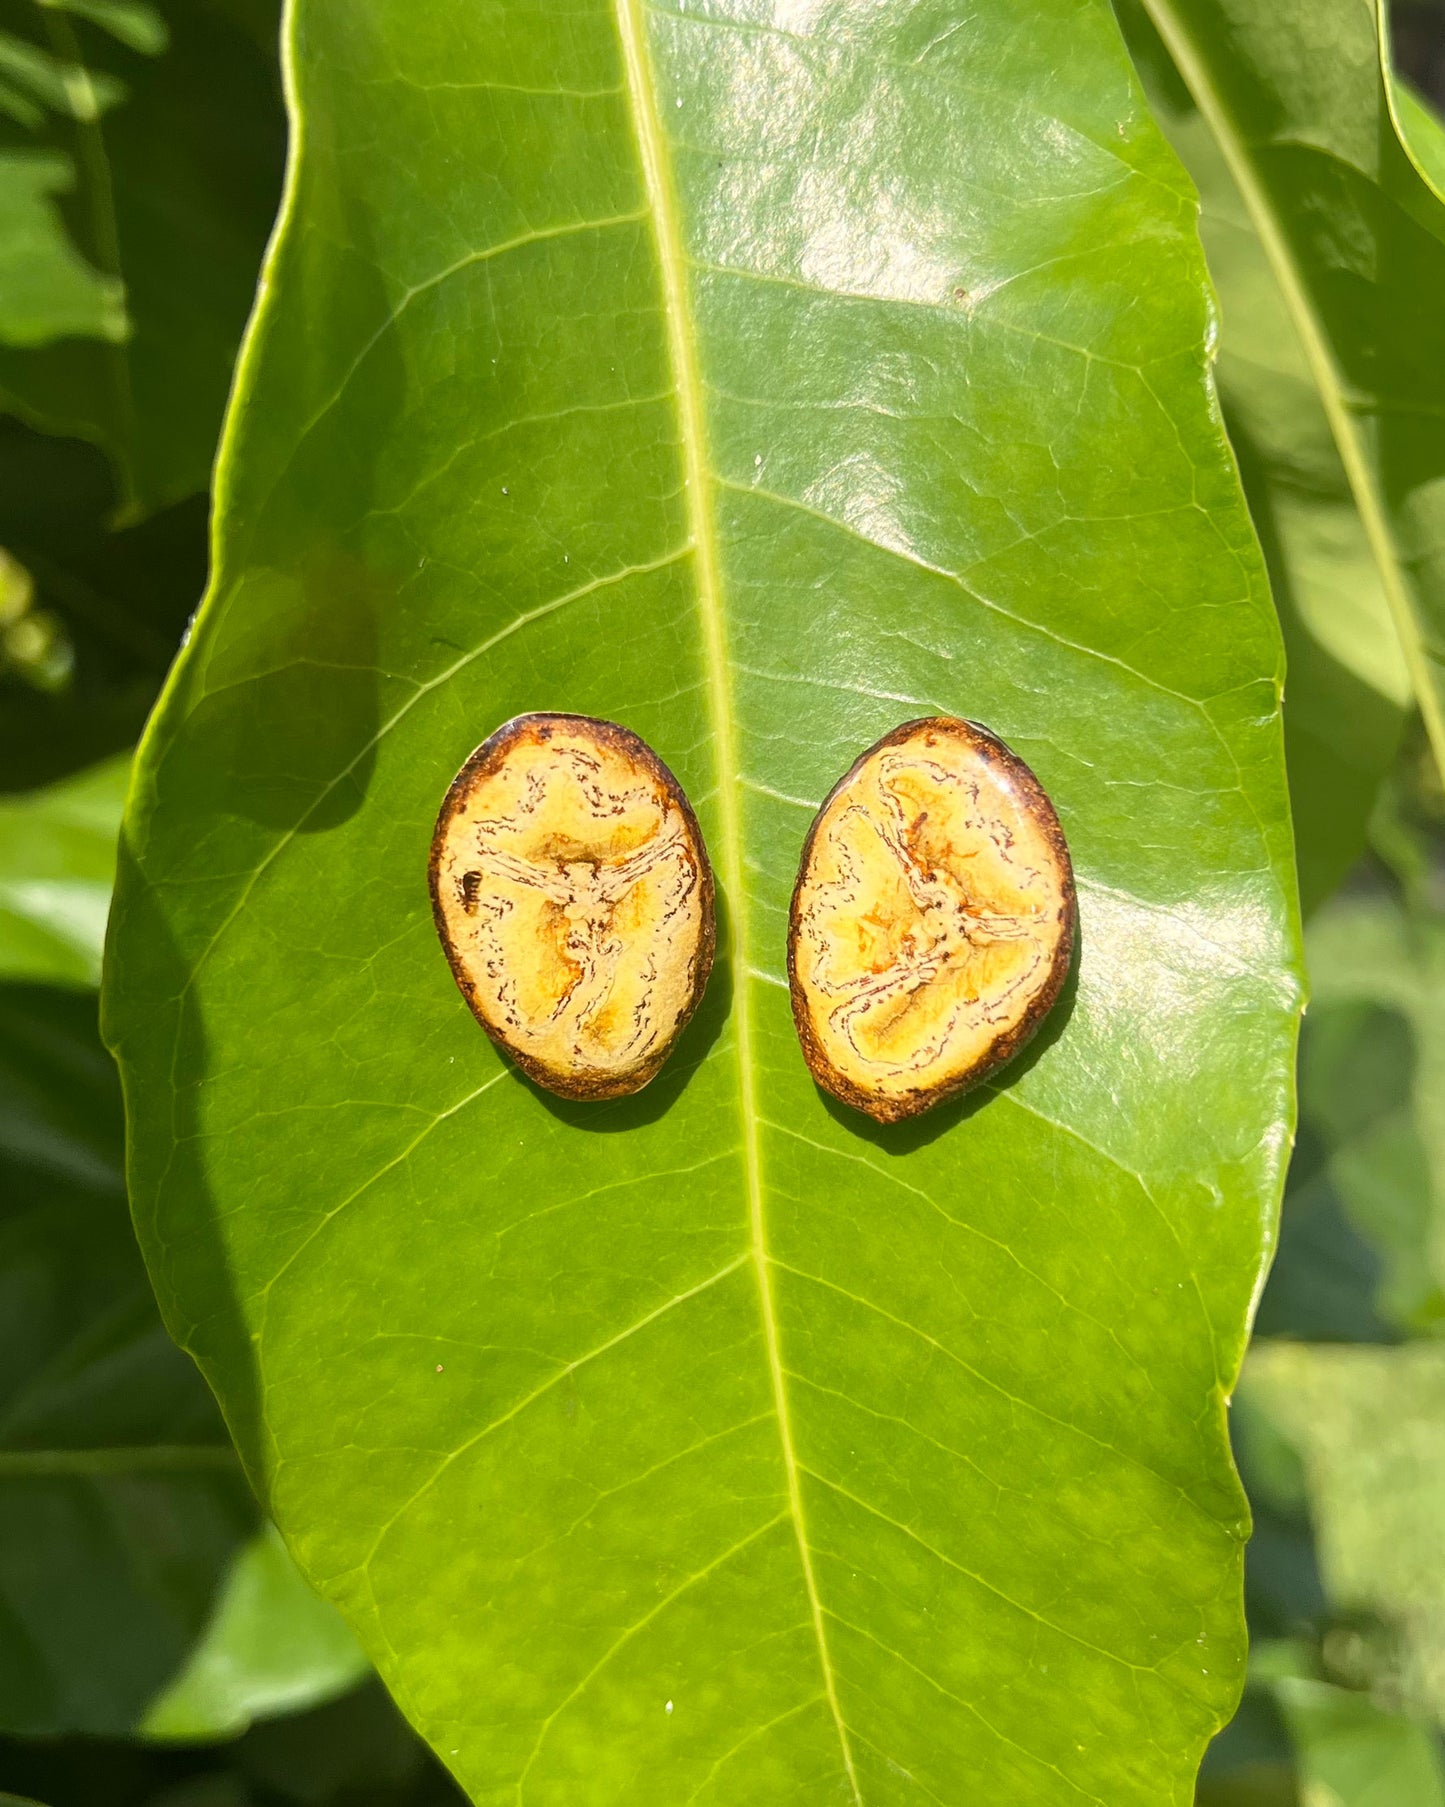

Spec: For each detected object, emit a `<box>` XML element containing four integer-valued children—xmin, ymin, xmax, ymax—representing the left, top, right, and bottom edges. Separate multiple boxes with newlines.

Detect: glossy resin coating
<box><xmin>789</xmin><ymin>716</ymin><xmax>1074</xmax><ymax>1123</ymax></box>
<box><xmin>430</xmin><ymin>714</ymin><xmax>714</xmax><ymax>1100</ymax></box>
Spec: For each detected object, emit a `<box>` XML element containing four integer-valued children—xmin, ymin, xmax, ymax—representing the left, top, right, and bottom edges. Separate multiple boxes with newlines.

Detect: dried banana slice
<box><xmin>789</xmin><ymin>716</ymin><xmax>1074</xmax><ymax>1123</ymax></box>
<box><xmin>430</xmin><ymin>714</ymin><xmax>714</xmax><ymax>1100</ymax></box>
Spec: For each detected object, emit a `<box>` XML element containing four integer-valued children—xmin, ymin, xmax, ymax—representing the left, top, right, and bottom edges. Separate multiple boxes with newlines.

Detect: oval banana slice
<box><xmin>788</xmin><ymin>716</ymin><xmax>1074</xmax><ymax>1123</ymax></box>
<box><xmin>430</xmin><ymin>714</ymin><xmax>714</xmax><ymax>1100</ymax></box>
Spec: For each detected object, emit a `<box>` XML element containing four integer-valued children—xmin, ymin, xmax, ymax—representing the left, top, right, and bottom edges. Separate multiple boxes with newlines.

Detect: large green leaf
<box><xmin>1125</xmin><ymin>0</ymin><xmax>1445</xmax><ymax>806</ymax></box>
<box><xmin>0</xmin><ymin>0</ymin><xmax>285</xmax><ymax>517</ymax></box>
<box><xmin>104</xmin><ymin>0</ymin><xmax>1302</xmax><ymax>1799</ymax></box>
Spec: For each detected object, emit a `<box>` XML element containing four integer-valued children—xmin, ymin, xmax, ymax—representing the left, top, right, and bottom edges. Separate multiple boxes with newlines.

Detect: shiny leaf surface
<box><xmin>105</xmin><ymin>1</ymin><xmax>1302</xmax><ymax>1800</ymax></box>
<box><xmin>1390</xmin><ymin>72</ymin><xmax>1445</xmax><ymax>205</ymax></box>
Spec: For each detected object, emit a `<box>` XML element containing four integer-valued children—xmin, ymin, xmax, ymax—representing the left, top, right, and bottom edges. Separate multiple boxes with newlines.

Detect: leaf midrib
<box><xmin>1139</xmin><ymin>0</ymin><xmax>1445</xmax><ymax>775</ymax></box>
<box><xmin>612</xmin><ymin>2</ymin><xmax>861</xmax><ymax>1796</ymax></box>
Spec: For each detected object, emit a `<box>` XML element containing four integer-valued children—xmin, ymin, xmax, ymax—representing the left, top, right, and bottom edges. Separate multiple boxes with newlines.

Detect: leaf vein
<box><xmin>804</xmin><ymin>1465</ymin><xmax>1157</xmax><ymax>1675</ymax></box>
<box><xmin>513</xmin><ymin>1512</ymin><xmax>790</xmax><ymax>1801</ymax></box>
<box><xmin>826</xmin><ymin>1622</ymin><xmax>1111</xmax><ymax>1806</ymax></box>
<box><xmin>769</xmin><ymin>1259</ymin><xmax>1218</xmax><ymax>1524</ymax></box>
<box><xmin>359</xmin><ymin>1254</ymin><xmax>750</xmax><ymax>1566</ymax></box>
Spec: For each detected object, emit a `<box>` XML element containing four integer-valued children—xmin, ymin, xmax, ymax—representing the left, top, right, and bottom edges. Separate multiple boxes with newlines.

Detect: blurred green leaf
<box><xmin>1245</xmin><ymin>1343</ymin><xmax>1445</xmax><ymax>1730</ymax></box>
<box><xmin>1389</xmin><ymin>77</ymin><xmax>1445</xmax><ymax>205</ymax></box>
<box><xmin>0</xmin><ymin>28</ymin><xmax>123</xmax><ymax>118</ymax></box>
<box><xmin>0</xmin><ymin>750</ymin><xmax>126</xmax><ymax>985</ymax></box>
<box><xmin>0</xmin><ymin>149</ymin><xmax>124</xmax><ymax>347</ymax></box>
<box><xmin>0</xmin><ymin>0</ymin><xmax>285</xmax><ymax>518</ymax></box>
<box><xmin>1275</xmin><ymin>1677</ymin><xmax>1445</xmax><ymax>1807</ymax></box>
<box><xmin>40</xmin><ymin>0</ymin><xmax>169</xmax><ymax>59</ymax></box>
<box><xmin>1123</xmin><ymin>0</ymin><xmax>1445</xmax><ymax>803</ymax></box>
<box><xmin>1282</xmin><ymin>887</ymin><xmax>1445</xmax><ymax>1337</ymax></box>
<box><xmin>1115</xmin><ymin>0</ymin><xmax>1414</xmax><ymax>914</ymax></box>
<box><xmin>142</xmin><ymin>1524</ymin><xmax>368</xmax><ymax>1743</ymax></box>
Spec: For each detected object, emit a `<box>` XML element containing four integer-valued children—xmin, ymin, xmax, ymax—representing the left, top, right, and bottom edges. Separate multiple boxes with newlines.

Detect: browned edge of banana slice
<box><xmin>429</xmin><ymin>713</ymin><xmax>715</xmax><ymax>1101</ymax></box>
<box><xmin>787</xmin><ymin>716</ymin><xmax>1075</xmax><ymax>1124</ymax></box>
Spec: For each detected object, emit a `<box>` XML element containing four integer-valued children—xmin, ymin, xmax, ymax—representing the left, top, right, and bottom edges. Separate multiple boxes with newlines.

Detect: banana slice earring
<box><xmin>430</xmin><ymin>713</ymin><xmax>714</xmax><ymax>1100</ymax></box>
<box><xmin>788</xmin><ymin>716</ymin><xmax>1074</xmax><ymax>1123</ymax></box>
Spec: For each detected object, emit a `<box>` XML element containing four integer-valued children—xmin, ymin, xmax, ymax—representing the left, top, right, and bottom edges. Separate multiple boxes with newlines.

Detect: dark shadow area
<box><xmin>1196</xmin><ymin>1689</ymin><xmax>1300</xmax><ymax>1807</ymax></box>
<box><xmin>1396</xmin><ymin>0</ymin><xmax>1445</xmax><ymax>108</ymax></box>
<box><xmin>0</xmin><ymin>1678</ymin><xmax>465</xmax><ymax>1806</ymax></box>
<box><xmin>1254</xmin><ymin>1155</ymin><xmax>1396</xmax><ymax>1344</ymax></box>
<box><xmin>169</xmin><ymin>545</ymin><xmax>383</xmax><ymax>837</ymax></box>
<box><xmin>0</xmin><ymin>420</ymin><xmax>209</xmax><ymax>793</ymax></box>
<box><xmin>0</xmin><ymin>980</ymin><xmax>257</xmax><ymax>1736</ymax></box>
<box><xmin>818</xmin><ymin>922</ymin><xmax>1081</xmax><ymax>1155</ymax></box>
<box><xmin>105</xmin><ymin>842</ymin><xmax>264</xmax><ymax>1500</ymax></box>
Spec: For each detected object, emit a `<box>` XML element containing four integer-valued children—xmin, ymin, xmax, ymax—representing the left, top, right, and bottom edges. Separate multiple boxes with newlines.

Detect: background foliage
<box><xmin>0</xmin><ymin>0</ymin><xmax>1442</xmax><ymax>1800</ymax></box>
